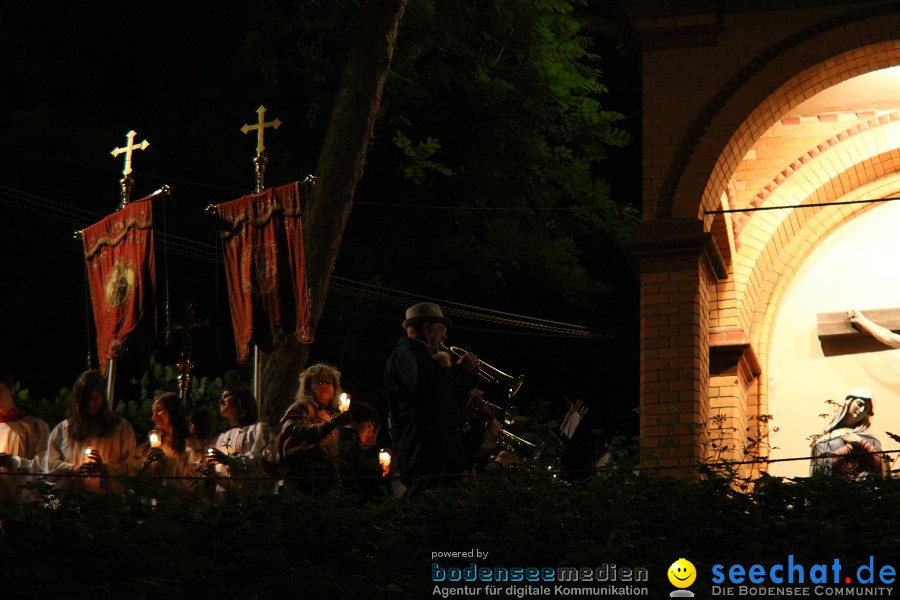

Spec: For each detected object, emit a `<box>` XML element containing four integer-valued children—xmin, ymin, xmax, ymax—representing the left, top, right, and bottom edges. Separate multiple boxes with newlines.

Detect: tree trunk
<box><xmin>260</xmin><ymin>0</ymin><xmax>408</xmax><ymax>422</ymax></box>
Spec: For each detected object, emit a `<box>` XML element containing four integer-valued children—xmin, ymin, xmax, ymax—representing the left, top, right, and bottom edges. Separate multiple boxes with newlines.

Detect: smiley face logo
<box><xmin>667</xmin><ymin>558</ymin><xmax>696</xmax><ymax>588</ymax></box>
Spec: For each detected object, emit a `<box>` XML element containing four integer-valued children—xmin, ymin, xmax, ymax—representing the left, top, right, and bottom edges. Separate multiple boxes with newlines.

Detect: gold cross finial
<box><xmin>241</xmin><ymin>105</ymin><xmax>281</xmax><ymax>154</ymax></box>
<box><xmin>110</xmin><ymin>130</ymin><xmax>149</xmax><ymax>177</ymax></box>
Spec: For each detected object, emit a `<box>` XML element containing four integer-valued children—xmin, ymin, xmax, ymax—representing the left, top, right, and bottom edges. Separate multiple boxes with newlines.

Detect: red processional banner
<box><xmin>216</xmin><ymin>182</ymin><xmax>313</xmax><ymax>364</ymax></box>
<box><xmin>82</xmin><ymin>198</ymin><xmax>157</xmax><ymax>375</ymax></box>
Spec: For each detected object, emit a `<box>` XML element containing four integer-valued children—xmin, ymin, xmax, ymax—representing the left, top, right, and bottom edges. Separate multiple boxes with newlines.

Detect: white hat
<box><xmin>402</xmin><ymin>302</ymin><xmax>452</xmax><ymax>329</ymax></box>
<box><xmin>846</xmin><ymin>386</ymin><xmax>873</xmax><ymax>400</ymax></box>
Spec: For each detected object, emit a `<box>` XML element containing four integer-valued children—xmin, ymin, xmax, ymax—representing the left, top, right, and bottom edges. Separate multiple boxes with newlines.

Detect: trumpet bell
<box><xmin>507</xmin><ymin>375</ymin><xmax>524</xmax><ymax>399</ymax></box>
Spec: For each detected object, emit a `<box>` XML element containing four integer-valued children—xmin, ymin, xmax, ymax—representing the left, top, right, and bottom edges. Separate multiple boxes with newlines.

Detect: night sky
<box><xmin>0</xmin><ymin>2</ymin><xmax>641</xmax><ymax>451</ymax></box>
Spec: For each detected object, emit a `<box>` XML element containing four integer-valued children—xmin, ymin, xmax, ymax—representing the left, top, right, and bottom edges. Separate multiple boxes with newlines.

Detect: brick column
<box><xmin>623</xmin><ymin>218</ymin><xmax>727</xmax><ymax>476</ymax></box>
<box><xmin>709</xmin><ymin>329</ymin><xmax>762</xmax><ymax>480</ymax></box>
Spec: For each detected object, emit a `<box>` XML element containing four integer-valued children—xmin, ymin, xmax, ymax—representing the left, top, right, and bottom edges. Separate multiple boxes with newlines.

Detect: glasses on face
<box><xmin>312</xmin><ymin>380</ymin><xmax>333</xmax><ymax>388</ymax></box>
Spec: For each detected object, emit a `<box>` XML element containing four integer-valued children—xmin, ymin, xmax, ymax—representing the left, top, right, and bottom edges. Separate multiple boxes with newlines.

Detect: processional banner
<box><xmin>216</xmin><ymin>181</ymin><xmax>313</xmax><ymax>364</ymax></box>
<box><xmin>82</xmin><ymin>197</ymin><xmax>157</xmax><ymax>375</ymax></box>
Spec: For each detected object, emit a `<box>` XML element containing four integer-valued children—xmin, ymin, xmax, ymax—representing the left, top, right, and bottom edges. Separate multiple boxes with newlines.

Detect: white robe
<box><xmin>131</xmin><ymin>441</ymin><xmax>205</xmax><ymax>494</ymax></box>
<box><xmin>45</xmin><ymin>418</ymin><xmax>136</xmax><ymax>494</ymax></box>
<box><xmin>213</xmin><ymin>421</ymin><xmax>270</xmax><ymax>494</ymax></box>
<box><xmin>0</xmin><ymin>415</ymin><xmax>50</xmax><ymax>501</ymax></box>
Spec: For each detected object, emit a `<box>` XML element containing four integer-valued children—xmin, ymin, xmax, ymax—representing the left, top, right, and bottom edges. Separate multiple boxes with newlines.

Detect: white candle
<box><xmin>379</xmin><ymin>448</ymin><xmax>391</xmax><ymax>476</ymax></box>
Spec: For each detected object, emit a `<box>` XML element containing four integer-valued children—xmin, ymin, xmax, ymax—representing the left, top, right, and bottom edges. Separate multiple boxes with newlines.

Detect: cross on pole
<box><xmin>241</xmin><ymin>105</ymin><xmax>281</xmax><ymax>154</ymax></box>
<box><xmin>111</xmin><ymin>130</ymin><xmax>149</xmax><ymax>177</ymax></box>
<box><xmin>110</xmin><ymin>130</ymin><xmax>149</xmax><ymax>207</ymax></box>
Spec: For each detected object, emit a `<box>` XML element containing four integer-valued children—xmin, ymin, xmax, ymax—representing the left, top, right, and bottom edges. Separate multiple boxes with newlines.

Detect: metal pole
<box><xmin>106</xmin><ymin>358</ymin><xmax>116</xmax><ymax>409</ymax></box>
<box><xmin>253</xmin><ymin>347</ymin><xmax>262</xmax><ymax>414</ymax></box>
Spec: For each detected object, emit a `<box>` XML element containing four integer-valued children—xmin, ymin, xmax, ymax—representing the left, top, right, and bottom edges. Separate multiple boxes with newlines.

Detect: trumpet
<box><xmin>472</xmin><ymin>397</ymin><xmax>519</xmax><ymax>426</ymax></box>
<box><xmin>496</xmin><ymin>428</ymin><xmax>543</xmax><ymax>461</ymax></box>
<box><xmin>441</xmin><ymin>344</ymin><xmax>524</xmax><ymax>398</ymax></box>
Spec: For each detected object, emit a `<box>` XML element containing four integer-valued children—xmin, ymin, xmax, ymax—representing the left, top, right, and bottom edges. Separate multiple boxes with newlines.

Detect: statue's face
<box><xmin>845</xmin><ymin>397</ymin><xmax>869</xmax><ymax>426</ymax></box>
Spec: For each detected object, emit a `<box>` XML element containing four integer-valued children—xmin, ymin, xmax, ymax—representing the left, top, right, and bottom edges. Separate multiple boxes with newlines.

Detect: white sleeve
<box><xmin>105</xmin><ymin>420</ymin><xmax>137</xmax><ymax>477</ymax></box>
<box><xmin>44</xmin><ymin>422</ymin><xmax>75</xmax><ymax>475</ymax></box>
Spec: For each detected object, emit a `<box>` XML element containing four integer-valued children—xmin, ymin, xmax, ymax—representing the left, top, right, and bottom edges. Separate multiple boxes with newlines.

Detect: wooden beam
<box><xmin>817</xmin><ymin>309</ymin><xmax>900</xmax><ymax>356</ymax></box>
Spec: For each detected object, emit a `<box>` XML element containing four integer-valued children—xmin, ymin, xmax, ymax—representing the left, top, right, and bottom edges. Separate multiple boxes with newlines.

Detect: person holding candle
<box><xmin>133</xmin><ymin>391</ymin><xmax>199</xmax><ymax>493</ymax></box>
<box><xmin>206</xmin><ymin>386</ymin><xmax>270</xmax><ymax>496</ymax></box>
<box><xmin>273</xmin><ymin>363</ymin><xmax>353</xmax><ymax>493</ymax></box>
<box><xmin>186</xmin><ymin>406</ymin><xmax>217</xmax><ymax>453</ymax></box>
<box><xmin>337</xmin><ymin>400</ymin><xmax>384</xmax><ymax>500</ymax></box>
<box><xmin>44</xmin><ymin>369</ymin><xmax>136</xmax><ymax>494</ymax></box>
<box><xmin>0</xmin><ymin>366</ymin><xmax>50</xmax><ymax>502</ymax></box>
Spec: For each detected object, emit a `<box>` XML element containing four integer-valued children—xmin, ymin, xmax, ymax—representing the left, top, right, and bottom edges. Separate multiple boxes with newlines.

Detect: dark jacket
<box><xmin>384</xmin><ymin>336</ymin><xmax>472</xmax><ymax>478</ymax></box>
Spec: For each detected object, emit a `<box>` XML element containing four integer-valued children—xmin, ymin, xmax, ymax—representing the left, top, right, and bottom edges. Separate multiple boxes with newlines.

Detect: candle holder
<box><xmin>149</xmin><ymin>430</ymin><xmax>163</xmax><ymax>449</ymax></box>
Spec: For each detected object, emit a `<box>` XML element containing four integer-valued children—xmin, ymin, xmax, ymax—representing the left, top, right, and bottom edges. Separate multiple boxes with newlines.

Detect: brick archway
<box><xmin>624</xmin><ymin>2</ymin><xmax>900</xmax><ymax>475</ymax></box>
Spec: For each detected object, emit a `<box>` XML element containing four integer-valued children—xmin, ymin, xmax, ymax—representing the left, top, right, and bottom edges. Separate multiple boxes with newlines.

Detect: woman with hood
<box><xmin>810</xmin><ymin>387</ymin><xmax>883</xmax><ymax>477</ymax></box>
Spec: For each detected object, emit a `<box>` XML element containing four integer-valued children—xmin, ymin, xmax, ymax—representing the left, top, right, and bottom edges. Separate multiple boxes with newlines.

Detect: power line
<box><xmin>704</xmin><ymin>196</ymin><xmax>900</xmax><ymax>215</ymax></box>
<box><xmin>1</xmin><ymin>183</ymin><xmax>620</xmax><ymax>337</ymax></box>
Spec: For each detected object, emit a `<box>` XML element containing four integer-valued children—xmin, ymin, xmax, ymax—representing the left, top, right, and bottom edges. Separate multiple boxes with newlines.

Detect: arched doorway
<box><xmin>623</xmin><ymin>2</ymin><xmax>900</xmax><ymax>475</ymax></box>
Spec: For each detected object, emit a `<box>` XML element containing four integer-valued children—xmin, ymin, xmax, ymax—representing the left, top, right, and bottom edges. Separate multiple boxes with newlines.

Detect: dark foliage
<box><xmin>2</xmin><ymin>471</ymin><xmax>897</xmax><ymax>597</ymax></box>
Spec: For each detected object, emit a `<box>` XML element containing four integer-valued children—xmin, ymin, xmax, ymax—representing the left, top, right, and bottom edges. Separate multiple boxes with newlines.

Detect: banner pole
<box><xmin>106</xmin><ymin>358</ymin><xmax>117</xmax><ymax>409</ymax></box>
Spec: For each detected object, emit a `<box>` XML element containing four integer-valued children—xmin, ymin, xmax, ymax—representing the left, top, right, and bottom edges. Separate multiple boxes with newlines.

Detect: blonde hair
<box><xmin>296</xmin><ymin>363</ymin><xmax>343</xmax><ymax>411</ymax></box>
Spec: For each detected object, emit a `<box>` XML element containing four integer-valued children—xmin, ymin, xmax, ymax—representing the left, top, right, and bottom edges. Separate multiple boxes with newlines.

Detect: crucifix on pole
<box><xmin>167</xmin><ymin>303</ymin><xmax>213</xmax><ymax>402</ymax></box>
<box><xmin>240</xmin><ymin>105</ymin><xmax>281</xmax><ymax>406</ymax></box>
<box><xmin>110</xmin><ymin>130</ymin><xmax>150</xmax><ymax>208</ymax></box>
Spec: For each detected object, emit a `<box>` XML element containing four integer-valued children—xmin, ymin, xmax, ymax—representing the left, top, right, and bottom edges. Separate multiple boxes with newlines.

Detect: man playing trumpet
<box><xmin>384</xmin><ymin>302</ymin><xmax>479</xmax><ymax>496</ymax></box>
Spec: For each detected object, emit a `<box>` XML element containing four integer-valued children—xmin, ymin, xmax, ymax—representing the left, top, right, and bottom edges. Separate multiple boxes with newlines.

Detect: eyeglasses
<box><xmin>312</xmin><ymin>380</ymin><xmax>333</xmax><ymax>388</ymax></box>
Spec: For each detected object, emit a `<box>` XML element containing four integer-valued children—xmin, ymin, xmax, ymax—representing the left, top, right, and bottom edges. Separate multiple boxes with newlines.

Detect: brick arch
<box><xmin>732</xmin><ymin>147</ymin><xmax>900</xmax><ymax>334</ymax></box>
<box><xmin>733</xmin><ymin>112</ymin><xmax>900</xmax><ymax>242</ymax></box>
<box><xmin>746</xmin><ymin>174</ymin><xmax>900</xmax><ymax>418</ymax></box>
<box><xmin>654</xmin><ymin>2</ymin><xmax>900</xmax><ymax>221</ymax></box>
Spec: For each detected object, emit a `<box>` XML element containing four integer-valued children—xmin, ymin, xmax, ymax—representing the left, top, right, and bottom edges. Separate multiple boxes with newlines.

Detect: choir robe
<box><xmin>45</xmin><ymin>418</ymin><xmax>136</xmax><ymax>494</ymax></box>
<box><xmin>213</xmin><ymin>421</ymin><xmax>270</xmax><ymax>495</ymax></box>
<box><xmin>0</xmin><ymin>415</ymin><xmax>50</xmax><ymax>501</ymax></box>
<box><xmin>131</xmin><ymin>441</ymin><xmax>205</xmax><ymax>494</ymax></box>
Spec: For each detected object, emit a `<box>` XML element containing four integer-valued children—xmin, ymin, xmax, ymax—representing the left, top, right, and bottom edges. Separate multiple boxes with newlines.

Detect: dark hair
<box><xmin>154</xmin><ymin>392</ymin><xmax>188</xmax><ymax>454</ymax></box>
<box><xmin>188</xmin><ymin>407</ymin><xmax>216</xmax><ymax>442</ymax></box>
<box><xmin>223</xmin><ymin>386</ymin><xmax>258</xmax><ymax>427</ymax></box>
<box><xmin>68</xmin><ymin>370</ymin><xmax>117</xmax><ymax>441</ymax></box>
<box><xmin>0</xmin><ymin>366</ymin><xmax>14</xmax><ymax>390</ymax></box>
<box><xmin>349</xmin><ymin>401</ymin><xmax>379</xmax><ymax>425</ymax></box>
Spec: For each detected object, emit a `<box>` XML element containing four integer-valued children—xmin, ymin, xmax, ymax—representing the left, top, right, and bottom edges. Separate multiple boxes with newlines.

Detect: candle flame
<box><xmin>149</xmin><ymin>431</ymin><xmax>162</xmax><ymax>448</ymax></box>
<box><xmin>379</xmin><ymin>448</ymin><xmax>391</xmax><ymax>477</ymax></box>
<box><xmin>339</xmin><ymin>393</ymin><xmax>351</xmax><ymax>412</ymax></box>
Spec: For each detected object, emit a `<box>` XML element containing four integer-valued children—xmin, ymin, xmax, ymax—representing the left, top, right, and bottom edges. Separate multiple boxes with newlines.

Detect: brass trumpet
<box><xmin>464</xmin><ymin>396</ymin><xmax>518</xmax><ymax>432</ymax></box>
<box><xmin>496</xmin><ymin>428</ymin><xmax>543</xmax><ymax>461</ymax></box>
<box><xmin>441</xmin><ymin>344</ymin><xmax>525</xmax><ymax>398</ymax></box>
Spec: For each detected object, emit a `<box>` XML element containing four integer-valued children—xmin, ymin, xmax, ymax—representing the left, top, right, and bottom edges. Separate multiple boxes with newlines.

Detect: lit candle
<box><xmin>379</xmin><ymin>448</ymin><xmax>391</xmax><ymax>477</ymax></box>
<box><xmin>339</xmin><ymin>392</ymin><xmax>351</xmax><ymax>412</ymax></box>
<box><xmin>149</xmin><ymin>430</ymin><xmax>162</xmax><ymax>448</ymax></box>
<box><xmin>84</xmin><ymin>447</ymin><xmax>94</xmax><ymax>459</ymax></box>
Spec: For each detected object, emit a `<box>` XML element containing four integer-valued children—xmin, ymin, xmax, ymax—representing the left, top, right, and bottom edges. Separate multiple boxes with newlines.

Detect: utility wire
<box><xmin>1</xmin><ymin>183</ymin><xmax>620</xmax><ymax>337</ymax></box>
<box><xmin>704</xmin><ymin>196</ymin><xmax>900</xmax><ymax>215</ymax></box>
